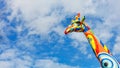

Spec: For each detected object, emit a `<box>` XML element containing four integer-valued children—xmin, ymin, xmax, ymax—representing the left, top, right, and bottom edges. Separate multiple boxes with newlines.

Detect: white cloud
<box><xmin>71</xmin><ymin>41</ymin><xmax>88</xmax><ymax>55</ymax></box>
<box><xmin>2</xmin><ymin>0</ymin><xmax>120</xmax><ymax>67</ymax></box>
<box><xmin>52</xmin><ymin>25</ymin><xmax>65</xmax><ymax>36</ymax></box>
<box><xmin>35</xmin><ymin>59</ymin><xmax>79</xmax><ymax>68</ymax></box>
<box><xmin>0</xmin><ymin>49</ymin><xmax>17</xmax><ymax>60</ymax></box>
<box><xmin>61</xmin><ymin>0</ymin><xmax>96</xmax><ymax>15</ymax></box>
<box><xmin>5</xmin><ymin>0</ymin><xmax>120</xmax><ymax>44</ymax></box>
<box><xmin>27</xmin><ymin>15</ymin><xmax>61</xmax><ymax>35</ymax></box>
<box><xmin>0</xmin><ymin>21</ymin><xmax>10</xmax><ymax>44</ymax></box>
<box><xmin>93</xmin><ymin>24</ymin><xmax>114</xmax><ymax>43</ymax></box>
<box><xmin>0</xmin><ymin>50</ymin><xmax>80</xmax><ymax>68</ymax></box>
<box><xmin>0</xmin><ymin>49</ymin><xmax>32</xmax><ymax>68</ymax></box>
<box><xmin>0</xmin><ymin>61</ymin><xmax>14</xmax><ymax>68</ymax></box>
<box><xmin>70</xmin><ymin>33</ymin><xmax>87</xmax><ymax>42</ymax></box>
<box><xmin>113</xmin><ymin>36</ymin><xmax>120</xmax><ymax>55</ymax></box>
<box><xmin>16</xmin><ymin>35</ymin><xmax>37</xmax><ymax>51</ymax></box>
<box><xmin>6</xmin><ymin>0</ymin><xmax>96</xmax><ymax>36</ymax></box>
<box><xmin>12</xmin><ymin>58</ymin><xmax>32</xmax><ymax>68</ymax></box>
<box><xmin>69</xmin><ymin>33</ymin><xmax>89</xmax><ymax>55</ymax></box>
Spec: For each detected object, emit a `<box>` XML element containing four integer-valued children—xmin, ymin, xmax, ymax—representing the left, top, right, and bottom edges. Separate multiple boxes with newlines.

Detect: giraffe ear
<box><xmin>77</xmin><ymin>13</ymin><xmax>80</xmax><ymax>17</ymax></box>
<box><xmin>81</xmin><ymin>16</ymin><xmax>85</xmax><ymax>23</ymax></box>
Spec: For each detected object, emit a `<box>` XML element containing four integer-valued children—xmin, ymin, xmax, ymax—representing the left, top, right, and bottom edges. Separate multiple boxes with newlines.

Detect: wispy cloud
<box><xmin>0</xmin><ymin>0</ymin><xmax>120</xmax><ymax>68</ymax></box>
<box><xmin>113</xmin><ymin>36</ymin><xmax>120</xmax><ymax>55</ymax></box>
<box><xmin>35</xmin><ymin>59</ymin><xmax>79</xmax><ymax>68</ymax></box>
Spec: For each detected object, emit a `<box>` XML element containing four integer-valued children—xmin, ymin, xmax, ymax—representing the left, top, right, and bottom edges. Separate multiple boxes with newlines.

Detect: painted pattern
<box><xmin>84</xmin><ymin>29</ymin><xmax>107</xmax><ymax>56</ymax></box>
<box><xmin>64</xmin><ymin>13</ymin><xmax>120</xmax><ymax>68</ymax></box>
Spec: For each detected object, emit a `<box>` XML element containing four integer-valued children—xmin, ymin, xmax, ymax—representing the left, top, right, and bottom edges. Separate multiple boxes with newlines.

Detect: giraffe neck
<box><xmin>83</xmin><ymin>29</ymin><xmax>107</xmax><ymax>56</ymax></box>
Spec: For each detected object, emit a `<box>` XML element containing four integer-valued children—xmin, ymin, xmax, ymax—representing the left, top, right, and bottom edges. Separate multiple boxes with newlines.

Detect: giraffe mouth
<box><xmin>64</xmin><ymin>27</ymin><xmax>71</xmax><ymax>34</ymax></box>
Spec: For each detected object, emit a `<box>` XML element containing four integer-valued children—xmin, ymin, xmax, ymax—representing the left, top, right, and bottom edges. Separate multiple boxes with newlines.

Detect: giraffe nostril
<box><xmin>64</xmin><ymin>31</ymin><xmax>67</xmax><ymax>34</ymax></box>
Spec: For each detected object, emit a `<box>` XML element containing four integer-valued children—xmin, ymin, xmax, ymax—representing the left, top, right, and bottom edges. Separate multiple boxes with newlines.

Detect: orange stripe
<box><xmin>84</xmin><ymin>30</ymin><xmax>107</xmax><ymax>56</ymax></box>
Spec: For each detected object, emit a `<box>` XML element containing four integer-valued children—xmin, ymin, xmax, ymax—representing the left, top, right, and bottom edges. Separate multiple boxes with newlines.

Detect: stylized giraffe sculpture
<box><xmin>64</xmin><ymin>13</ymin><xmax>120</xmax><ymax>68</ymax></box>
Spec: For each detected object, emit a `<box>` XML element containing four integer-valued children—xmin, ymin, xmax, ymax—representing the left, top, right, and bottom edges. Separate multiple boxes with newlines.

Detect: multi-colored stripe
<box><xmin>84</xmin><ymin>29</ymin><xmax>107</xmax><ymax>56</ymax></box>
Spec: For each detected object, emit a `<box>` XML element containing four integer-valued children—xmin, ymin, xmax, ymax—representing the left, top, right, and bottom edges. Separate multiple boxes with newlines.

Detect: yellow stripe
<box><xmin>87</xmin><ymin>35</ymin><xmax>96</xmax><ymax>50</ymax></box>
<box><xmin>104</xmin><ymin>45</ymin><xmax>108</xmax><ymax>52</ymax></box>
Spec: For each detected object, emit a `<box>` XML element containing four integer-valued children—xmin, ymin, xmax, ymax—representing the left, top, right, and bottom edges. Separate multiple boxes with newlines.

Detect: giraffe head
<box><xmin>64</xmin><ymin>21</ymin><xmax>90</xmax><ymax>34</ymax></box>
<box><xmin>64</xmin><ymin>23</ymin><xmax>83</xmax><ymax>34</ymax></box>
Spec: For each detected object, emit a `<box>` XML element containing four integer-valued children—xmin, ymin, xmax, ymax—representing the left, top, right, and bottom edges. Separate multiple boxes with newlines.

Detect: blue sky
<box><xmin>0</xmin><ymin>0</ymin><xmax>120</xmax><ymax>68</ymax></box>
